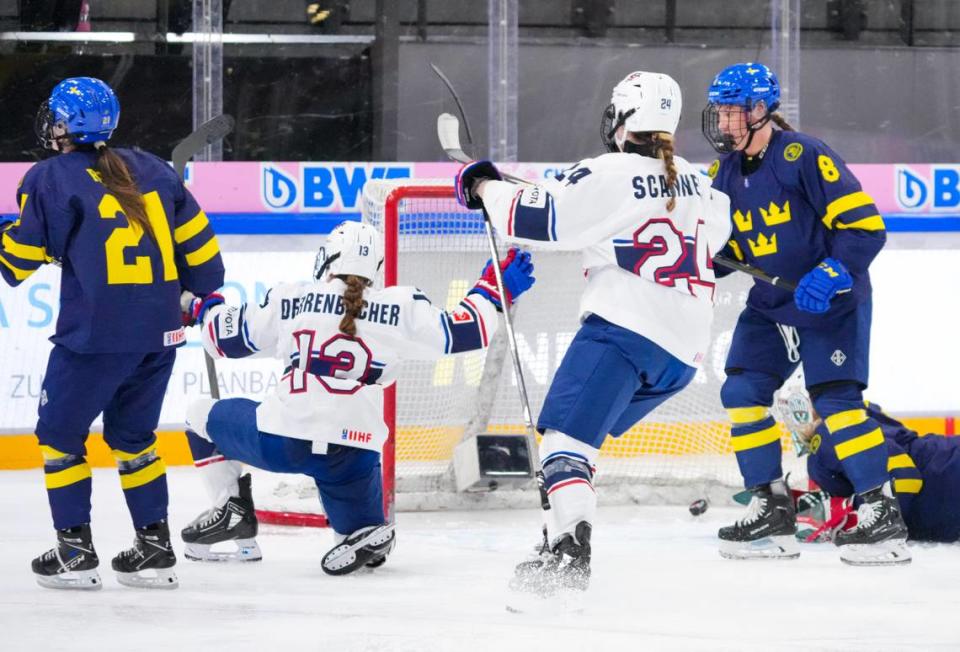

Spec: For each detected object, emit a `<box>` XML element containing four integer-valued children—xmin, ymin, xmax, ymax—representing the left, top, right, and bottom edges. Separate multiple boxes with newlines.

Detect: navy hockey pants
<box><xmin>203</xmin><ymin>398</ymin><xmax>385</xmax><ymax>535</ymax></box>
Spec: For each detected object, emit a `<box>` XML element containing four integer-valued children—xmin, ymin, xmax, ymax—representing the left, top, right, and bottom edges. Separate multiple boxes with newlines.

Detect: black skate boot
<box><xmin>182</xmin><ymin>473</ymin><xmax>261</xmax><ymax>562</ymax></box>
<box><xmin>718</xmin><ymin>480</ymin><xmax>799</xmax><ymax>560</ymax></box>
<box><xmin>322</xmin><ymin>523</ymin><xmax>396</xmax><ymax>575</ymax></box>
<box><xmin>112</xmin><ymin>519</ymin><xmax>178</xmax><ymax>589</ymax></box>
<box><xmin>835</xmin><ymin>484</ymin><xmax>911</xmax><ymax>566</ymax></box>
<box><xmin>510</xmin><ymin>521</ymin><xmax>592</xmax><ymax>598</ymax></box>
<box><xmin>32</xmin><ymin>524</ymin><xmax>102</xmax><ymax>591</ymax></box>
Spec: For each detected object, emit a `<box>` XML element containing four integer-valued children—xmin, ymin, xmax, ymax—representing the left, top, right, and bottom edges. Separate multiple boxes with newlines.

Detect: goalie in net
<box><xmin>179</xmin><ymin>220</ymin><xmax>535</xmax><ymax>575</ymax></box>
<box><xmin>456</xmin><ymin>71</ymin><xmax>732</xmax><ymax>595</ymax></box>
<box><xmin>777</xmin><ymin>386</ymin><xmax>960</xmax><ymax>547</ymax></box>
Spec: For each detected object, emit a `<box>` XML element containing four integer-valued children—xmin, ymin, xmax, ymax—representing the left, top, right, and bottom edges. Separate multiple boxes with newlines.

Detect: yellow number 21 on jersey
<box><xmin>99</xmin><ymin>191</ymin><xmax>178</xmax><ymax>285</ymax></box>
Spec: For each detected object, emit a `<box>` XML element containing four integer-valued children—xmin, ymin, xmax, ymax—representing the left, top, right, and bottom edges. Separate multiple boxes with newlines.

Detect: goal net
<box><xmin>254</xmin><ymin>179</ymin><xmax>804</xmax><ymax>525</ymax></box>
<box><xmin>363</xmin><ymin>180</ymin><xmax>804</xmax><ymax>510</ymax></box>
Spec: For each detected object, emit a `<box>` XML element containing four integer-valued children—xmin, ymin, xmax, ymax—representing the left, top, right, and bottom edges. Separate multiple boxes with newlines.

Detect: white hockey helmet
<box><xmin>314</xmin><ymin>220</ymin><xmax>384</xmax><ymax>283</ymax></box>
<box><xmin>601</xmin><ymin>71</ymin><xmax>682</xmax><ymax>152</ymax></box>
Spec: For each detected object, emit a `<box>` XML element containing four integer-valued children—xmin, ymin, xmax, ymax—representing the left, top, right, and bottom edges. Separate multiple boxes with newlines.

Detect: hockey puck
<box><xmin>689</xmin><ymin>498</ymin><xmax>708</xmax><ymax>516</ymax></box>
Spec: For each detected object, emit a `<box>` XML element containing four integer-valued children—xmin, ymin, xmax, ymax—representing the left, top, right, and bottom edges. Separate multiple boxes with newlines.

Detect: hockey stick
<box><xmin>713</xmin><ymin>256</ymin><xmax>797</xmax><ymax>292</ymax></box>
<box><xmin>172</xmin><ymin>114</ymin><xmax>235</xmax><ymax>180</ymax></box>
<box><xmin>430</xmin><ymin>64</ymin><xmax>476</xmax><ymax>149</ymax></box>
<box><xmin>436</xmin><ymin>111</ymin><xmax>551</xmax><ymax>516</ymax></box>
<box><xmin>437</xmin><ymin>113</ymin><xmax>530</xmax><ymax>186</ymax></box>
<box><xmin>173</xmin><ymin>114</ymin><xmax>235</xmax><ymax>400</ymax></box>
<box><xmin>441</xmin><ymin>113</ymin><xmax>816</xmax><ymax>295</ymax></box>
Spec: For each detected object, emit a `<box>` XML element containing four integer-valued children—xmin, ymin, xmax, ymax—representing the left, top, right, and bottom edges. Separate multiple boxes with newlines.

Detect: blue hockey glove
<box><xmin>181</xmin><ymin>291</ymin><xmax>225</xmax><ymax>326</ymax></box>
<box><xmin>469</xmin><ymin>247</ymin><xmax>535</xmax><ymax>310</ymax></box>
<box><xmin>794</xmin><ymin>258</ymin><xmax>853</xmax><ymax>314</ymax></box>
<box><xmin>455</xmin><ymin>160</ymin><xmax>502</xmax><ymax>210</ymax></box>
<box><xmin>0</xmin><ymin>214</ymin><xmax>15</xmax><ymax>232</ymax></box>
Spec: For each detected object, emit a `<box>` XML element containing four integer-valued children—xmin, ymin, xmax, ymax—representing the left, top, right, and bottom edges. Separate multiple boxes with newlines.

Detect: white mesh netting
<box><xmin>362</xmin><ymin>179</ymin><xmax>806</xmax><ymax>508</ymax></box>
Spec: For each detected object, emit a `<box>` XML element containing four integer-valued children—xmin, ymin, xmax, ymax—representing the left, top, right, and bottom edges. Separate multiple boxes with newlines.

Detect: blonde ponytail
<box><xmin>338</xmin><ymin>274</ymin><xmax>367</xmax><ymax>336</ymax></box>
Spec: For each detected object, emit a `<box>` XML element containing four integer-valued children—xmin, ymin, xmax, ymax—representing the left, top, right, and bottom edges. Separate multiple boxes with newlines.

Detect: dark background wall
<box><xmin>400</xmin><ymin>41</ymin><xmax>960</xmax><ymax>164</ymax></box>
<box><xmin>0</xmin><ymin>1</ymin><xmax>957</xmax><ymax>163</ymax></box>
<box><xmin>0</xmin><ymin>51</ymin><xmax>373</xmax><ymax>162</ymax></box>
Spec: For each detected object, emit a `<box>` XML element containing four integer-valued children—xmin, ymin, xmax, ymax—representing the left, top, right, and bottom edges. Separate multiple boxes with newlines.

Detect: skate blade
<box><xmin>322</xmin><ymin>524</ymin><xmax>395</xmax><ymax>576</ymax></box>
<box><xmin>840</xmin><ymin>539</ymin><xmax>912</xmax><ymax>566</ymax></box>
<box><xmin>35</xmin><ymin>569</ymin><xmax>102</xmax><ymax>591</ymax></box>
<box><xmin>719</xmin><ymin>534</ymin><xmax>800</xmax><ymax>560</ymax></box>
<box><xmin>184</xmin><ymin>538</ymin><xmax>263</xmax><ymax>563</ymax></box>
<box><xmin>115</xmin><ymin>567</ymin><xmax>179</xmax><ymax>589</ymax></box>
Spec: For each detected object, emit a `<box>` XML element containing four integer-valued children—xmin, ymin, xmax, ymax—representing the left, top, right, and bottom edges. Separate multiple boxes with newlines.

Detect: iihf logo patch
<box><xmin>341</xmin><ymin>428</ymin><xmax>373</xmax><ymax>443</ymax></box>
<box><xmin>831</xmin><ymin>349</ymin><xmax>847</xmax><ymax>367</ymax></box>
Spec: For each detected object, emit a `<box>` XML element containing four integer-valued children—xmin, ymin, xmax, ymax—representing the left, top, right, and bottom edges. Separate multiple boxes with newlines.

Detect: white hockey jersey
<box><xmin>200</xmin><ymin>278</ymin><xmax>499</xmax><ymax>452</ymax></box>
<box><xmin>480</xmin><ymin>152</ymin><xmax>732</xmax><ymax>365</ymax></box>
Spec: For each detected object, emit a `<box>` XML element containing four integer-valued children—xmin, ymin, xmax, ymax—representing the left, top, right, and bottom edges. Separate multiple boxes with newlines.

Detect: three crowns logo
<box><xmin>734</xmin><ymin>201</ymin><xmax>791</xmax><ymax>257</ymax></box>
<box><xmin>747</xmin><ymin>232</ymin><xmax>778</xmax><ymax>257</ymax></box>
<box><xmin>759</xmin><ymin>201</ymin><xmax>791</xmax><ymax>226</ymax></box>
<box><xmin>733</xmin><ymin>209</ymin><xmax>753</xmax><ymax>232</ymax></box>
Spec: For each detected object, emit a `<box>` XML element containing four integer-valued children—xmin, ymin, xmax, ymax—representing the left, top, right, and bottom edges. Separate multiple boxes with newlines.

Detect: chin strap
<box><xmin>739</xmin><ymin>110</ymin><xmax>773</xmax><ymax>153</ymax></box>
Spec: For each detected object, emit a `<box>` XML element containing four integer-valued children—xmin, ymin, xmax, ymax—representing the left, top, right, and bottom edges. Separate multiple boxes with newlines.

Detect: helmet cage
<box><xmin>601</xmin><ymin>103</ymin><xmax>641</xmax><ymax>153</ymax></box>
<box><xmin>34</xmin><ymin>100</ymin><xmax>71</xmax><ymax>151</ymax></box>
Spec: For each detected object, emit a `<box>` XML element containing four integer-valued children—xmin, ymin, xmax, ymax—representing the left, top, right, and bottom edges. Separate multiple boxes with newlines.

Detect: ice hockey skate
<box><xmin>112</xmin><ymin>520</ymin><xmax>178</xmax><ymax>589</ymax></box>
<box><xmin>32</xmin><ymin>524</ymin><xmax>102</xmax><ymax>591</ymax></box>
<box><xmin>321</xmin><ymin>523</ymin><xmax>395</xmax><ymax>575</ymax></box>
<box><xmin>719</xmin><ymin>480</ymin><xmax>800</xmax><ymax>560</ymax></box>
<box><xmin>182</xmin><ymin>473</ymin><xmax>262</xmax><ymax>562</ymax></box>
<box><xmin>835</xmin><ymin>484</ymin><xmax>911</xmax><ymax>566</ymax></box>
<box><xmin>510</xmin><ymin>521</ymin><xmax>591</xmax><ymax>597</ymax></box>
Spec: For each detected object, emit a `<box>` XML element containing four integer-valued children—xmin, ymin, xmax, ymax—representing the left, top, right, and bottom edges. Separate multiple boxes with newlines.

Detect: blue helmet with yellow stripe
<box><xmin>706</xmin><ymin>62</ymin><xmax>780</xmax><ymax>112</ymax></box>
<box><xmin>35</xmin><ymin>77</ymin><xmax>120</xmax><ymax>150</ymax></box>
<box><xmin>702</xmin><ymin>63</ymin><xmax>781</xmax><ymax>154</ymax></box>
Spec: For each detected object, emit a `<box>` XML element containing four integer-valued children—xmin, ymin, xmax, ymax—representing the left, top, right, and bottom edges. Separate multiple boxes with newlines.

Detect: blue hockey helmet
<box><xmin>35</xmin><ymin>77</ymin><xmax>120</xmax><ymax>150</ymax></box>
<box><xmin>706</xmin><ymin>62</ymin><xmax>780</xmax><ymax>112</ymax></box>
<box><xmin>702</xmin><ymin>63</ymin><xmax>780</xmax><ymax>154</ymax></box>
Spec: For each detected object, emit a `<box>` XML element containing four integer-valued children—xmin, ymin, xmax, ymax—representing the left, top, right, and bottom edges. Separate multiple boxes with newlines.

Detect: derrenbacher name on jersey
<box><xmin>201</xmin><ymin>277</ymin><xmax>500</xmax><ymax>452</ymax></box>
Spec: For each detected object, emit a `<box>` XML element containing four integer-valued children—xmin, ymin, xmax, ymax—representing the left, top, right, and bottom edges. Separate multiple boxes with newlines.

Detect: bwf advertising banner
<box><xmin>2</xmin><ymin>161</ymin><xmax>956</xmax><ymax>226</ymax></box>
<box><xmin>0</xmin><ymin>162</ymin><xmax>957</xmax><ymax>434</ymax></box>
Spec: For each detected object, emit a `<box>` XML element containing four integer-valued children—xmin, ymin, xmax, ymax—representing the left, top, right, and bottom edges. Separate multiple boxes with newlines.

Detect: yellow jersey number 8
<box><xmin>99</xmin><ymin>190</ymin><xmax>178</xmax><ymax>285</ymax></box>
<box><xmin>818</xmin><ymin>155</ymin><xmax>840</xmax><ymax>183</ymax></box>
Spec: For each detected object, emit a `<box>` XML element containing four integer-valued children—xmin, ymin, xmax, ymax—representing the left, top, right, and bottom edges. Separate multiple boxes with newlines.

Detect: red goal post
<box><xmin>253</xmin><ymin>178</ymin><xmax>807</xmax><ymax>527</ymax></box>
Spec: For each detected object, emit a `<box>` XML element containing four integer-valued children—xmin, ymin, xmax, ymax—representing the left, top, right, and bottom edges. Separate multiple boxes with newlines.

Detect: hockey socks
<box><xmin>539</xmin><ymin>431</ymin><xmax>598</xmax><ymax>542</ymax></box>
<box><xmin>186</xmin><ymin>428</ymin><xmax>243</xmax><ymax>507</ymax></box>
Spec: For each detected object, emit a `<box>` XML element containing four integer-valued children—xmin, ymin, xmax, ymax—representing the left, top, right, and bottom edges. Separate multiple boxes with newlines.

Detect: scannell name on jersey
<box><xmin>632</xmin><ymin>173</ymin><xmax>702</xmax><ymax>200</ymax></box>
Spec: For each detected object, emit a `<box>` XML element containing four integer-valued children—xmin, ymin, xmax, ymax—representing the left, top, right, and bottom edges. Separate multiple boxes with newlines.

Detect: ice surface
<box><xmin>2</xmin><ymin>468</ymin><xmax>958</xmax><ymax>651</ymax></box>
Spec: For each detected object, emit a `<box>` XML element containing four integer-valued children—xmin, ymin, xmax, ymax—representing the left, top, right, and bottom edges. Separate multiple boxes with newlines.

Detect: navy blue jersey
<box><xmin>807</xmin><ymin>403</ymin><xmax>960</xmax><ymax>542</ymax></box>
<box><xmin>710</xmin><ymin>130</ymin><xmax>885</xmax><ymax>328</ymax></box>
<box><xmin>0</xmin><ymin>148</ymin><xmax>224</xmax><ymax>353</ymax></box>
